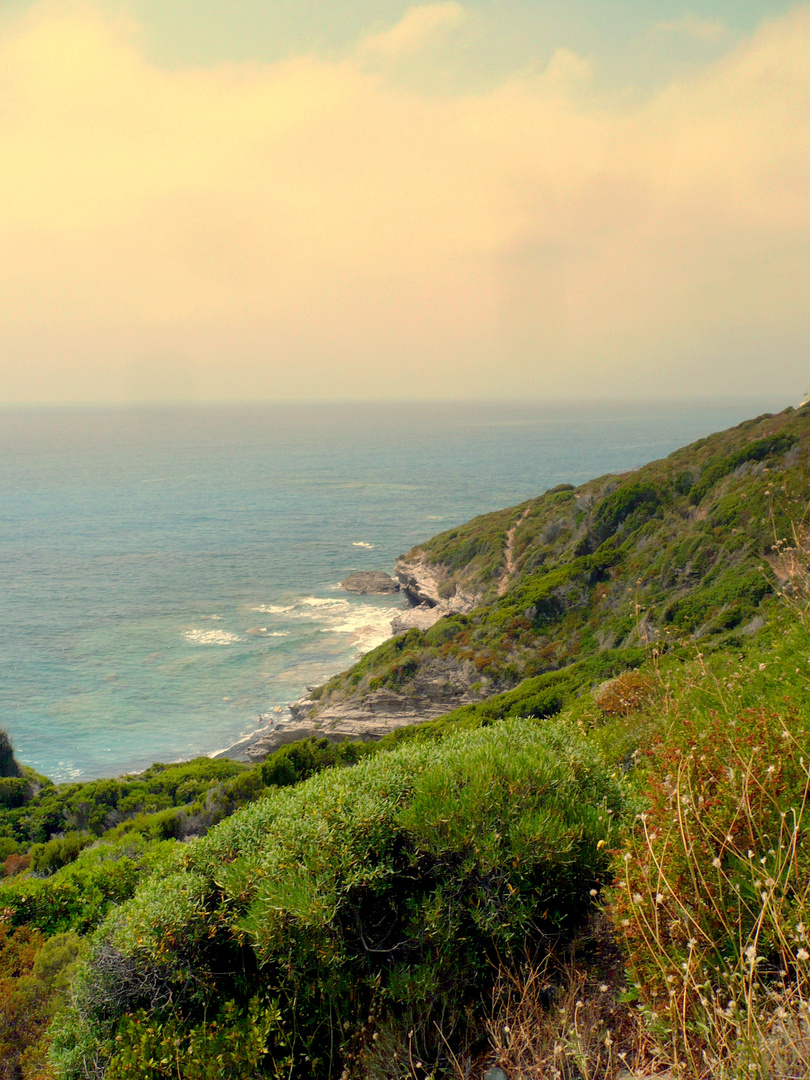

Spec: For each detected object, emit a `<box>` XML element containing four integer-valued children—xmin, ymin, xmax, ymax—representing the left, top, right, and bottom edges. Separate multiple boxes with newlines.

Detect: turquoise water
<box><xmin>0</xmin><ymin>399</ymin><xmax>784</xmax><ymax>781</ymax></box>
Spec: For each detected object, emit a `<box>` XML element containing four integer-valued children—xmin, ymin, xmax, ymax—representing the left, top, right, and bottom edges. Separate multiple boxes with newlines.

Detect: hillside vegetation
<box><xmin>1</xmin><ymin>404</ymin><xmax>809</xmax><ymax>1079</ymax></box>
<box><xmin>310</xmin><ymin>406</ymin><xmax>806</xmax><ymax>719</ymax></box>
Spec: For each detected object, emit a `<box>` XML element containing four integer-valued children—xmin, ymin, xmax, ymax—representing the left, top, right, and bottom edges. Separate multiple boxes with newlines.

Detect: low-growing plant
<box><xmin>0</xmin><ymin>921</ymin><xmax>86</xmax><ymax>1079</ymax></box>
<box><xmin>30</xmin><ymin>831</ymin><xmax>95</xmax><ymax>874</ymax></box>
<box><xmin>593</xmin><ymin>670</ymin><xmax>655</xmax><ymax>717</ymax></box>
<box><xmin>259</xmin><ymin>736</ymin><xmax>371</xmax><ymax>788</ymax></box>
<box><xmin>57</xmin><ymin>719</ymin><xmax>625</xmax><ymax>1079</ymax></box>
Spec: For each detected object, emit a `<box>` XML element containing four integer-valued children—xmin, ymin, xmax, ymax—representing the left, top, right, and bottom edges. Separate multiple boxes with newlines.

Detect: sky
<box><xmin>0</xmin><ymin>0</ymin><xmax>808</xmax><ymax>405</ymax></box>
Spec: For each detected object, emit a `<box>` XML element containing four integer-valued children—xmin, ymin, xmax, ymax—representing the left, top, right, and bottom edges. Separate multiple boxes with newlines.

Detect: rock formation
<box><xmin>237</xmin><ymin>549</ymin><xmax>494</xmax><ymax>762</ymax></box>
<box><xmin>340</xmin><ymin>571</ymin><xmax>400</xmax><ymax>594</ymax></box>
<box><xmin>388</xmin><ymin>550</ymin><xmax>483</xmax><ymax>633</ymax></box>
<box><xmin>242</xmin><ymin>655</ymin><xmax>486</xmax><ymax>761</ymax></box>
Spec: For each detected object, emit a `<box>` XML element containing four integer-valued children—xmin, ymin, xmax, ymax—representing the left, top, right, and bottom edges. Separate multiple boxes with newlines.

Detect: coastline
<box><xmin>215</xmin><ymin>553</ymin><xmax>482</xmax><ymax>764</ymax></box>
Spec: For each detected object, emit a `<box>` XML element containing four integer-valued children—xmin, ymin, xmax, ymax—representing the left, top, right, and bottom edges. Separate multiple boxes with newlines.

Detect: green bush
<box><xmin>259</xmin><ymin>736</ymin><xmax>369</xmax><ymax>788</ymax></box>
<box><xmin>0</xmin><ymin>834</ymin><xmax>178</xmax><ymax>935</ymax></box>
<box><xmin>60</xmin><ymin>719</ymin><xmax>625</xmax><ymax>1078</ymax></box>
<box><xmin>104</xmin><ymin>997</ymin><xmax>289</xmax><ymax>1080</ymax></box>
<box><xmin>1</xmin><ymin>757</ymin><xmax>249</xmax><ymax>848</ymax></box>
<box><xmin>690</xmin><ymin>433</ymin><xmax>796</xmax><ymax>504</ymax></box>
<box><xmin>0</xmin><ymin>777</ymin><xmax>29</xmax><ymax>810</ymax></box>
<box><xmin>30</xmin><ymin>831</ymin><xmax>94</xmax><ymax>874</ymax></box>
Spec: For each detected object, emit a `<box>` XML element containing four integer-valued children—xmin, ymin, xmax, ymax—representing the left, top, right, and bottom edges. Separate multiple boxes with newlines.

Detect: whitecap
<box><xmin>183</xmin><ymin>628</ymin><xmax>243</xmax><ymax>645</ymax></box>
<box><xmin>319</xmin><ymin>605</ymin><xmax>400</xmax><ymax>654</ymax></box>
<box><xmin>251</xmin><ymin>604</ymin><xmax>295</xmax><ymax>615</ymax></box>
<box><xmin>200</xmin><ymin>614</ymin><xmax>223</xmax><ymax>621</ymax></box>
<box><xmin>352</xmin><ymin>541</ymin><xmax>375</xmax><ymax>548</ymax></box>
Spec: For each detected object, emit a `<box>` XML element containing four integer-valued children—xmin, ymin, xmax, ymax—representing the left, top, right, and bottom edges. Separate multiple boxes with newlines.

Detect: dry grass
<box><xmin>594</xmin><ymin>672</ymin><xmax>656</xmax><ymax>719</ymax></box>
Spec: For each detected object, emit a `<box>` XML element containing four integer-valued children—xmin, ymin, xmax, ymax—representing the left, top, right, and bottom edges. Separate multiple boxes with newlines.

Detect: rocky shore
<box><xmin>230</xmin><ymin>550</ymin><xmax>484</xmax><ymax>762</ymax></box>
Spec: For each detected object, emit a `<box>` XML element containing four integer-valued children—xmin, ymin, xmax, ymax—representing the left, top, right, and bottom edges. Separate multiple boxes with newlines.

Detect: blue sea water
<box><xmin>0</xmin><ymin>398</ymin><xmax>786</xmax><ymax>782</ymax></box>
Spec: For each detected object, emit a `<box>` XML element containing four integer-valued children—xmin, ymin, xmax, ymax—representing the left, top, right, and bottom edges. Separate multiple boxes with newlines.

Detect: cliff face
<box><xmin>250</xmin><ymin>404</ymin><xmax>808</xmax><ymax>758</ymax></box>
<box><xmin>0</xmin><ymin>729</ymin><xmax>22</xmax><ymax>779</ymax></box>
<box><xmin>388</xmin><ymin>551</ymin><xmax>482</xmax><ymax>632</ymax></box>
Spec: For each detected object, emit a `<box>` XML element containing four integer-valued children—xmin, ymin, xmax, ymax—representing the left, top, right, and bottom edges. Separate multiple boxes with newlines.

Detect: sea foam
<box><xmin>183</xmin><ymin>628</ymin><xmax>244</xmax><ymax>646</ymax></box>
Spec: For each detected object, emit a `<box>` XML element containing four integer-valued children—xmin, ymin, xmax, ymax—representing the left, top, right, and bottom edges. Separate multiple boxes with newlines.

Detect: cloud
<box><xmin>359</xmin><ymin>2</ymin><xmax>467</xmax><ymax>56</ymax></box>
<box><xmin>0</xmin><ymin>2</ymin><xmax>809</xmax><ymax>403</ymax></box>
<box><xmin>656</xmin><ymin>12</ymin><xmax>728</xmax><ymax>43</ymax></box>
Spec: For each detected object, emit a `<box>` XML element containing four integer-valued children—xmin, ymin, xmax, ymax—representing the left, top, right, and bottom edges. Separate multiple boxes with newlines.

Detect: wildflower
<box><xmin>633</xmin><ymin>893</ymin><xmax>643</xmax><ymax>904</ymax></box>
<box><xmin>599</xmin><ymin>984</ymin><xmax>609</xmax><ymax>993</ymax></box>
<box><xmin>589</xmin><ymin>888</ymin><xmax>598</xmax><ymax>897</ymax></box>
<box><xmin>624</xmin><ymin>852</ymin><xmax>632</xmax><ymax>862</ymax></box>
<box><xmin>604</xmin><ymin>1031</ymin><xmax>613</xmax><ymax>1048</ymax></box>
<box><xmin>767</xmin><ymin>764</ymin><xmax>776</xmax><ymax>775</ymax></box>
<box><xmin>759</xmin><ymin>663</ymin><xmax>767</xmax><ymax>671</ymax></box>
<box><xmin>797</xmin><ymin>948</ymin><xmax>810</xmax><ymax>961</ymax></box>
<box><xmin>712</xmin><ymin>857</ymin><xmax>722</xmax><ymax>868</ymax></box>
<box><xmin>656</xmin><ymin>893</ymin><xmax>665</xmax><ymax>904</ymax></box>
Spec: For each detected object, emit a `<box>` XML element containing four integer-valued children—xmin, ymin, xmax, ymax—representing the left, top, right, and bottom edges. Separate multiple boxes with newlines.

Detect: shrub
<box><xmin>259</xmin><ymin>737</ymin><xmax>369</xmax><ymax>788</ymax></box>
<box><xmin>3</xmin><ymin>852</ymin><xmax>29</xmax><ymax>878</ymax></box>
<box><xmin>30</xmin><ymin>831</ymin><xmax>94</xmax><ymax>874</ymax></box>
<box><xmin>62</xmin><ymin>719</ymin><xmax>625</xmax><ymax>1078</ymax></box>
<box><xmin>103</xmin><ymin>997</ymin><xmax>290</xmax><ymax>1080</ymax></box>
<box><xmin>0</xmin><ymin>923</ymin><xmax>85</xmax><ymax>1079</ymax></box>
<box><xmin>0</xmin><ymin>777</ymin><xmax>29</xmax><ymax>810</ymax></box>
<box><xmin>0</xmin><ymin>837</ymin><xmax>20</xmax><ymax>862</ymax></box>
<box><xmin>594</xmin><ymin>670</ymin><xmax>655</xmax><ymax>717</ymax></box>
<box><xmin>689</xmin><ymin>433</ymin><xmax>797</xmax><ymax>504</ymax></box>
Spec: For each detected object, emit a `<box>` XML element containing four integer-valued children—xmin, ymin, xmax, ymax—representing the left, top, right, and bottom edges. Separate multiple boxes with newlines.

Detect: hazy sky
<box><xmin>1</xmin><ymin>0</ymin><xmax>807</xmax><ymax>404</ymax></box>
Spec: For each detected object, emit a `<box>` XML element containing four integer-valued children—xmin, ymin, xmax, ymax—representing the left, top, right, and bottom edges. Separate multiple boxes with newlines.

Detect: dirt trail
<box><xmin>498</xmin><ymin>507</ymin><xmax>532</xmax><ymax>596</ymax></box>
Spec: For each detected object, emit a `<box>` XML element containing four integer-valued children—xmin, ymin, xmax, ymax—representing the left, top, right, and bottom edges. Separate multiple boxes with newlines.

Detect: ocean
<box><xmin>0</xmin><ymin>398</ymin><xmax>785</xmax><ymax>782</ymax></box>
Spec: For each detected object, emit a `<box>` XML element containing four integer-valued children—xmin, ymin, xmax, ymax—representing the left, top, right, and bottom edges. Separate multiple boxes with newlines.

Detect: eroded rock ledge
<box><xmin>236</xmin><ymin>552</ymin><xmax>489</xmax><ymax>763</ymax></box>
<box><xmin>243</xmin><ymin>657</ymin><xmax>487</xmax><ymax>761</ymax></box>
<box><xmin>390</xmin><ymin>550</ymin><xmax>482</xmax><ymax>633</ymax></box>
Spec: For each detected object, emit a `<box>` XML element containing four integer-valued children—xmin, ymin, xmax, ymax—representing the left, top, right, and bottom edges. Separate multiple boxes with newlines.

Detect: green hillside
<box><xmin>309</xmin><ymin>405</ymin><xmax>806</xmax><ymax>720</ymax></box>
<box><xmin>2</xmin><ymin>404</ymin><xmax>810</xmax><ymax>1079</ymax></box>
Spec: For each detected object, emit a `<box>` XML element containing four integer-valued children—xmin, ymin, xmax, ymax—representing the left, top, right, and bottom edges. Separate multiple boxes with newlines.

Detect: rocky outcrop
<box><xmin>341</xmin><ymin>571</ymin><xmax>400</xmax><ymax>594</ymax></box>
<box><xmin>241</xmin><ymin>656</ymin><xmax>488</xmax><ymax>762</ymax></box>
<box><xmin>392</xmin><ymin>550</ymin><xmax>482</xmax><ymax>634</ymax></box>
<box><xmin>391</xmin><ymin>605</ymin><xmax>445</xmax><ymax>633</ymax></box>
